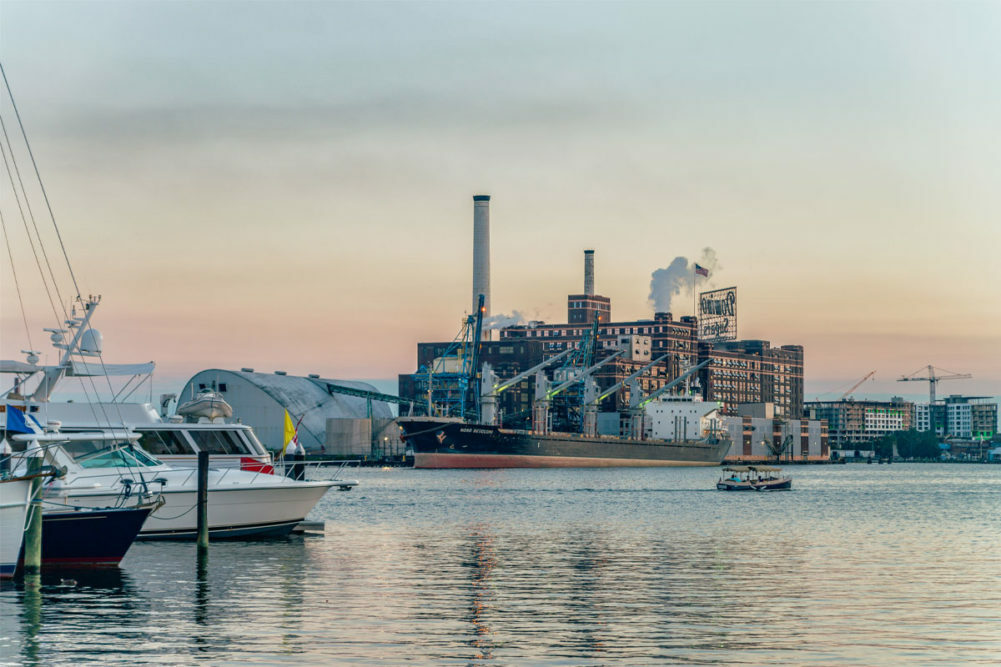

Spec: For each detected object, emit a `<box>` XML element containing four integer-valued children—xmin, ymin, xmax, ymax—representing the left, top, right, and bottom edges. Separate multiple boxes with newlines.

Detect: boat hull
<box><xmin>48</xmin><ymin>482</ymin><xmax>334</xmax><ymax>540</ymax></box>
<box><xmin>26</xmin><ymin>506</ymin><xmax>153</xmax><ymax>567</ymax></box>
<box><xmin>401</xmin><ymin>419</ymin><xmax>730</xmax><ymax>469</ymax></box>
<box><xmin>716</xmin><ymin>478</ymin><xmax>792</xmax><ymax>491</ymax></box>
<box><xmin>1</xmin><ymin>479</ymin><xmax>31</xmax><ymax>578</ymax></box>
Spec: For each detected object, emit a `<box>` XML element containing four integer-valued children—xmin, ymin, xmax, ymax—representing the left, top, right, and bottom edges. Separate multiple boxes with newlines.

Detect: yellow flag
<box><xmin>283</xmin><ymin>410</ymin><xmax>298</xmax><ymax>455</ymax></box>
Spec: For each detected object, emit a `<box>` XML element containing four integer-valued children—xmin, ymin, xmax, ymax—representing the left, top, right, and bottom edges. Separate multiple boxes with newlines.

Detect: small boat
<box><xmin>176</xmin><ymin>390</ymin><xmax>233</xmax><ymax>421</ymax></box>
<box><xmin>716</xmin><ymin>465</ymin><xmax>792</xmax><ymax>491</ymax></box>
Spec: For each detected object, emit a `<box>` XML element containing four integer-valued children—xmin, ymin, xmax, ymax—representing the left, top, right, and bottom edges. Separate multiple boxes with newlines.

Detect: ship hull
<box><xmin>401</xmin><ymin>419</ymin><xmax>729</xmax><ymax>469</ymax></box>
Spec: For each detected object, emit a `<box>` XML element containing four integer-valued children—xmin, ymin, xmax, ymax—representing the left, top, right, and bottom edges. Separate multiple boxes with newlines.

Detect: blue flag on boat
<box><xmin>4</xmin><ymin>405</ymin><xmax>35</xmax><ymax>434</ymax></box>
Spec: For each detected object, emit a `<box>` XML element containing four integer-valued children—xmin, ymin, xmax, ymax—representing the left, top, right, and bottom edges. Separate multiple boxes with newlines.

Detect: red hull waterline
<box><xmin>415</xmin><ymin>453</ymin><xmax>718</xmax><ymax>469</ymax></box>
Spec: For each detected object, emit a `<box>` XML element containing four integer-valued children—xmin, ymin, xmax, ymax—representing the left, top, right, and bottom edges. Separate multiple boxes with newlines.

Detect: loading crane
<box><xmin>841</xmin><ymin>370</ymin><xmax>876</xmax><ymax>400</ymax></box>
<box><xmin>626</xmin><ymin>360</ymin><xmax>712</xmax><ymax>440</ymax></box>
<box><xmin>897</xmin><ymin>365</ymin><xmax>972</xmax><ymax>405</ymax></box>
<box><xmin>532</xmin><ymin>351</ymin><xmax>624</xmax><ymax>434</ymax></box>
<box><xmin>580</xmin><ymin>353</ymin><xmax>670</xmax><ymax>436</ymax></box>
<box><xmin>478</xmin><ymin>348</ymin><xmax>574</xmax><ymax>425</ymax></box>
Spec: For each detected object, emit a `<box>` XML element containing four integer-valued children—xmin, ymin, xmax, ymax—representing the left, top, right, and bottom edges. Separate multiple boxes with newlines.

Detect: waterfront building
<box><xmin>719</xmin><ymin>412</ymin><xmax>828</xmax><ymax>462</ymax></box>
<box><xmin>914</xmin><ymin>395</ymin><xmax>998</xmax><ymax>439</ymax></box>
<box><xmin>804</xmin><ymin>397</ymin><xmax>914</xmax><ymax>449</ymax></box>
<box><xmin>182</xmin><ymin>369</ymin><xmax>401</xmax><ymax>456</ymax></box>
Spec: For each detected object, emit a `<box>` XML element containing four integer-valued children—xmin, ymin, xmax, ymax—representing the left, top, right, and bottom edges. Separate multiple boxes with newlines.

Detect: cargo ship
<box><xmin>399</xmin><ymin>416</ymin><xmax>730</xmax><ymax>469</ymax></box>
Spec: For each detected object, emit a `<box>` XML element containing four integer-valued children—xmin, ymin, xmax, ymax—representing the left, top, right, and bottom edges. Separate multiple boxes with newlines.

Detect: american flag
<box><xmin>694</xmin><ymin>263</ymin><xmax>709</xmax><ymax>277</ymax></box>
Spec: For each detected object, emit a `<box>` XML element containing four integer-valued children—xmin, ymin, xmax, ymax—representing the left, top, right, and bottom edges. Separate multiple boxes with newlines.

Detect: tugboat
<box><xmin>716</xmin><ymin>465</ymin><xmax>792</xmax><ymax>491</ymax></box>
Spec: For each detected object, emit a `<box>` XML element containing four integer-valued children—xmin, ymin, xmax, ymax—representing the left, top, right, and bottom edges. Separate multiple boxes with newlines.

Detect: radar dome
<box><xmin>80</xmin><ymin>329</ymin><xmax>103</xmax><ymax>355</ymax></box>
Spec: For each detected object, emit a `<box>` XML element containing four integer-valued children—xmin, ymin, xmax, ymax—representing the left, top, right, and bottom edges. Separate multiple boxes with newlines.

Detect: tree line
<box><xmin>873</xmin><ymin>429</ymin><xmax>941</xmax><ymax>460</ymax></box>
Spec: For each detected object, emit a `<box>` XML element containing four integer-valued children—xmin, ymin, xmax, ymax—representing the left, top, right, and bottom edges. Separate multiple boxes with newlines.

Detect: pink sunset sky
<box><xmin>1</xmin><ymin>1</ymin><xmax>998</xmax><ymax>402</ymax></box>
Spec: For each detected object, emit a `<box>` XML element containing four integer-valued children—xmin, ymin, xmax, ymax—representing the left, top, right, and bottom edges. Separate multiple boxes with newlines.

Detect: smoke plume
<box><xmin>648</xmin><ymin>248</ymin><xmax>720</xmax><ymax>314</ymax></box>
<box><xmin>483</xmin><ymin>311</ymin><xmax>527</xmax><ymax>331</ymax></box>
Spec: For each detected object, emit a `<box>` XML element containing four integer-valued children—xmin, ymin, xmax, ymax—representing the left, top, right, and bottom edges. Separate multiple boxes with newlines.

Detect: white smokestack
<box><xmin>472</xmin><ymin>195</ymin><xmax>491</xmax><ymax>320</ymax></box>
<box><xmin>584</xmin><ymin>249</ymin><xmax>595</xmax><ymax>296</ymax></box>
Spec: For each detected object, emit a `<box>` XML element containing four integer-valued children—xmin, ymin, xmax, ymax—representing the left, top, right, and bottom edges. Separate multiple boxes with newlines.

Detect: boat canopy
<box><xmin>721</xmin><ymin>465</ymin><xmax>782</xmax><ymax>473</ymax></box>
<box><xmin>67</xmin><ymin>361</ymin><xmax>155</xmax><ymax>377</ymax></box>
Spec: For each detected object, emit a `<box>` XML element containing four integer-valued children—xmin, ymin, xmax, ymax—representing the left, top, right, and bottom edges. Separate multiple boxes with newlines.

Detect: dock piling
<box><xmin>196</xmin><ymin>451</ymin><xmax>209</xmax><ymax>553</ymax></box>
<box><xmin>23</xmin><ymin>453</ymin><xmax>44</xmax><ymax>573</ymax></box>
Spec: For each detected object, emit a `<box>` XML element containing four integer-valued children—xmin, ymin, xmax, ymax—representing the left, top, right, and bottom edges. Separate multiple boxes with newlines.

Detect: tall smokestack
<box><xmin>584</xmin><ymin>249</ymin><xmax>595</xmax><ymax>296</ymax></box>
<box><xmin>472</xmin><ymin>195</ymin><xmax>491</xmax><ymax>321</ymax></box>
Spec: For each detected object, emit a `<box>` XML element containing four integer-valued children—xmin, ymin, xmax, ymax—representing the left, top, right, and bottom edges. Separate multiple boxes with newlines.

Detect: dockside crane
<box><xmin>479</xmin><ymin>348</ymin><xmax>575</xmax><ymax>426</ymax></box>
<box><xmin>532</xmin><ymin>351</ymin><xmax>624</xmax><ymax>434</ymax></box>
<box><xmin>580</xmin><ymin>353</ymin><xmax>670</xmax><ymax>436</ymax></box>
<box><xmin>897</xmin><ymin>365</ymin><xmax>972</xmax><ymax>405</ymax></box>
<box><xmin>841</xmin><ymin>370</ymin><xmax>876</xmax><ymax>400</ymax></box>
<box><xmin>627</xmin><ymin>359</ymin><xmax>712</xmax><ymax>440</ymax></box>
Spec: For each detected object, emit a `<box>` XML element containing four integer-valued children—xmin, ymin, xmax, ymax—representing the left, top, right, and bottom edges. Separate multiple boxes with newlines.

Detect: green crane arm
<box><xmin>546</xmin><ymin>350</ymin><xmax>623</xmax><ymax>400</ymax></box>
<box><xmin>488</xmin><ymin>348</ymin><xmax>574</xmax><ymax>397</ymax></box>
<box><xmin>636</xmin><ymin>359</ymin><xmax>711</xmax><ymax>409</ymax></box>
<box><xmin>588</xmin><ymin>353</ymin><xmax>670</xmax><ymax>406</ymax></box>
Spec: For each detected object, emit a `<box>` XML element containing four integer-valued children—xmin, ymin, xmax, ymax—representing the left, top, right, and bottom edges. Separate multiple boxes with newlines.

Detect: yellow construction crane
<box><xmin>841</xmin><ymin>370</ymin><xmax>876</xmax><ymax>400</ymax></box>
<box><xmin>897</xmin><ymin>365</ymin><xmax>972</xmax><ymax>404</ymax></box>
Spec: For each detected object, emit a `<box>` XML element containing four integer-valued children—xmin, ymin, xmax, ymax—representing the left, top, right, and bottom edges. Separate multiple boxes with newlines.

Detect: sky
<box><xmin>1</xmin><ymin>0</ymin><xmax>999</xmax><ymax>402</ymax></box>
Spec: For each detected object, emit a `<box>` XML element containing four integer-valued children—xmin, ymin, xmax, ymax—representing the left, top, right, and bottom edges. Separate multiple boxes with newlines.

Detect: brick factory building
<box><xmin>401</xmin><ymin>250</ymin><xmax>806</xmax><ymax>422</ymax></box>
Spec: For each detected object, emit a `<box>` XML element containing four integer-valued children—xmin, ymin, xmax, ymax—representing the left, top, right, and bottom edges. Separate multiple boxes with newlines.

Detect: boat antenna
<box><xmin>1</xmin><ymin>61</ymin><xmax>82</xmax><ymax>301</ymax></box>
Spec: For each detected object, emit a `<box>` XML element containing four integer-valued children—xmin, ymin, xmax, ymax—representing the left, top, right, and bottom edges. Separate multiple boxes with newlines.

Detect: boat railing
<box><xmin>272</xmin><ymin>457</ymin><xmax>360</xmax><ymax>483</ymax></box>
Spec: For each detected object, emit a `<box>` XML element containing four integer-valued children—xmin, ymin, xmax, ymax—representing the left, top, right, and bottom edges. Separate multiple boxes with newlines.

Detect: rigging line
<box><xmin>0</xmin><ymin>210</ymin><xmax>36</xmax><ymax>350</ymax></box>
<box><xmin>0</xmin><ymin>112</ymin><xmax>69</xmax><ymax>322</ymax></box>
<box><xmin>0</xmin><ymin>62</ymin><xmax>82</xmax><ymax>300</ymax></box>
<box><xmin>0</xmin><ymin>136</ymin><xmax>62</xmax><ymax>326</ymax></box>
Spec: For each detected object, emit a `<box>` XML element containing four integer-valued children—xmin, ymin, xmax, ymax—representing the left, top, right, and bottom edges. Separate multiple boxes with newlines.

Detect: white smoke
<box><xmin>483</xmin><ymin>311</ymin><xmax>527</xmax><ymax>331</ymax></box>
<box><xmin>647</xmin><ymin>247</ymin><xmax>720</xmax><ymax>313</ymax></box>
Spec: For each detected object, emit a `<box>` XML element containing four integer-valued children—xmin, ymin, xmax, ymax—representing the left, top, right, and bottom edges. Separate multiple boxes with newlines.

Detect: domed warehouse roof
<box><xmin>179</xmin><ymin>369</ymin><xmax>396</xmax><ymax>452</ymax></box>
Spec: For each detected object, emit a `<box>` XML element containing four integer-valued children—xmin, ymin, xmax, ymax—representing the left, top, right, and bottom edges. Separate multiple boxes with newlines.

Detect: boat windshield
<box><xmin>60</xmin><ymin>440</ymin><xmax>162</xmax><ymax>469</ymax></box>
<box><xmin>134</xmin><ymin>429</ymin><xmax>196</xmax><ymax>456</ymax></box>
<box><xmin>187</xmin><ymin>430</ymin><xmax>254</xmax><ymax>455</ymax></box>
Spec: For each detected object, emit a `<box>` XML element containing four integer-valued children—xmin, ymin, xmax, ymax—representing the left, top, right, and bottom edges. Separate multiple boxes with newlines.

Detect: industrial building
<box><xmin>181</xmin><ymin>369</ymin><xmax>404</xmax><ymax>457</ymax></box>
<box><xmin>720</xmin><ymin>413</ymin><xmax>828</xmax><ymax>462</ymax></box>
<box><xmin>400</xmin><ymin>195</ymin><xmax>808</xmax><ymax>430</ymax></box>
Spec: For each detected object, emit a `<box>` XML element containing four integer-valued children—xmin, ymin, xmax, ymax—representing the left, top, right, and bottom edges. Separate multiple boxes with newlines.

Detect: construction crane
<box><xmin>897</xmin><ymin>365</ymin><xmax>972</xmax><ymax>405</ymax></box>
<box><xmin>841</xmin><ymin>370</ymin><xmax>876</xmax><ymax>400</ymax></box>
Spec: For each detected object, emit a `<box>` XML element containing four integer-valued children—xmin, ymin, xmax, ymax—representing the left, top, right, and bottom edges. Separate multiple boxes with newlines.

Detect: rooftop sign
<box><xmin>698</xmin><ymin>286</ymin><xmax>737</xmax><ymax>342</ymax></box>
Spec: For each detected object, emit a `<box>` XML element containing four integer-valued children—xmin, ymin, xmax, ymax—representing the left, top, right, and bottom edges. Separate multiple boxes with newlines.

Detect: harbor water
<box><xmin>1</xmin><ymin>464</ymin><xmax>999</xmax><ymax>665</ymax></box>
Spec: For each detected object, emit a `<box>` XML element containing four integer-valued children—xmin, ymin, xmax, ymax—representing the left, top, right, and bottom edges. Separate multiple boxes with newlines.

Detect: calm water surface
<box><xmin>1</xmin><ymin>464</ymin><xmax>999</xmax><ymax>665</ymax></box>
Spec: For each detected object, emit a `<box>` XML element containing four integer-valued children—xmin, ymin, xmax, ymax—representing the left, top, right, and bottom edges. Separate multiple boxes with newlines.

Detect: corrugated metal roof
<box><xmin>183</xmin><ymin>369</ymin><xmax>395</xmax><ymax>450</ymax></box>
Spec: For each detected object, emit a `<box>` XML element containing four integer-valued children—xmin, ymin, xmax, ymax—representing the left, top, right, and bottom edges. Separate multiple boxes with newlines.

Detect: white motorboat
<box><xmin>7</xmin><ymin>427</ymin><xmax>336</xmax><ymax>539</ymax></box>
<box><xmin>1</xmin><ymin>299</ymin><xmax>352</xmax><ymax>539</ymax></box>
<box><xmin>0</xmin><ymin>474</ymin><xmax>32</xmax><ymax>577</ymax></box>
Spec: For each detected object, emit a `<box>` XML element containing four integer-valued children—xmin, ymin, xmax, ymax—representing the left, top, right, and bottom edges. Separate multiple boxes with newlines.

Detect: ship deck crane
<box><xmin>479</xmin><ymin>348</ymin><xmax>574</xmax><ymax>425</ymax></box>
<box><xmin>635</xmin><ymin>359</ymin><xmax>711</xmax><ymax>410</ymax></box>
<box><xmin>897</xmin><ymin>365</ymin><xmax>972</xmax><ymax>405</ymax></box>
<box><xmin>579</xmin><ymin>353</ymin><xmax>670</xmax><ymax>436</ymax></box>
<box><xmin>532</xmin><ymin>350</ymin><xmax>623</xmax><ymax>434</ymax></box>
<box><xmin>626</xmin><ymin>359</ymin><xmax>712</xmax><ymax>440</ymax></box>
<box><xmin>586</xmin><ymin>353</ymin><xmax>670</xmax><ymax>406</ymax></box>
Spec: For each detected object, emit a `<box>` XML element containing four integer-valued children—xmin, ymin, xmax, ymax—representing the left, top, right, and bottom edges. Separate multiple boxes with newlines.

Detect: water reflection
<box><xmin>0</xmin><ymin>465</ymin><xmax>998</xmax><ymax>665</ymax></box>
<box><xmin>20</xmin><ymin>573</ymin><xmax>41</xmax><ymax>666</ymax></box>
<box><xmin>464</xmin><ymin>525</ymin><xmax>496</xmax><ymax>661</ymax></box>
